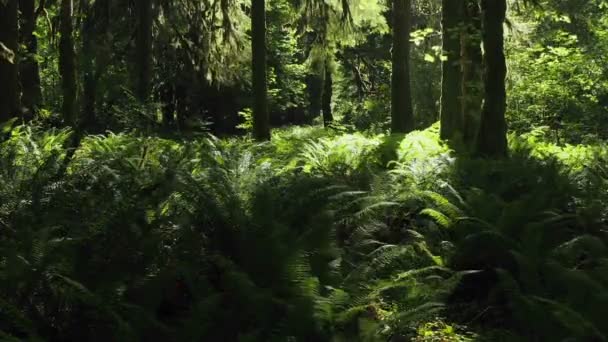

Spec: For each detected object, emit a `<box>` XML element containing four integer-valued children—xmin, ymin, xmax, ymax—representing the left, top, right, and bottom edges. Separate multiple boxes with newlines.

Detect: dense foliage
<box><xmin>1</xmin><ymin>0</ymin><xmax>607</xmax><ymax>341</ymax></box>
<box><xmin>1</xmin><ymin>124</ymin><xmax>607</xmax><ymax>341</ymax></box>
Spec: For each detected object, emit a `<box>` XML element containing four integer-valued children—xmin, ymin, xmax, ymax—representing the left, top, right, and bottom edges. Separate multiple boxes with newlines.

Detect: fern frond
<box><xmin>420</xmin><ymin>208</ymin><xmax>452</xmax><ymax>228</ymax></box>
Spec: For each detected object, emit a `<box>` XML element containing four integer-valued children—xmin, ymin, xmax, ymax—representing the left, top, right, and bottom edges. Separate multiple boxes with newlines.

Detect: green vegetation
<box><xmin>1</xmin><ymin>124</ymin><xmax>607</xmax><ymax>340</ymax></box>
<box><xmin>1</xmin><ymin>0</ymin><xmax>608</xmax><ymax>341</ymax></box>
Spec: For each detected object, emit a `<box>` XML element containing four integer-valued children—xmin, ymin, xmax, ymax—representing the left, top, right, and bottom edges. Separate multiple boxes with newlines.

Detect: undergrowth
<box><xmin>0</xmin><ymin>123</ymin><xmax>606</xmax><ymax>341</ymax></box>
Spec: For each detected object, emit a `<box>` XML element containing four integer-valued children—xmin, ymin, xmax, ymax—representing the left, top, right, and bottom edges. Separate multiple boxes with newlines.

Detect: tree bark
<box><xmin>0</xmin><ymin>0</ymin><xmax>20</xmax><ymax>121</ymax></box>
<box><xmin>391</xmin><ymin>0</ymin><xmax>414</xmax><ymax>133</ymax></box>
<box><xmin>307</xmin><ymin>71</ymin><xmax>324</xmax><ymax>122</ymax></box>
<box><xmin>461</xmin><ymin>0</ymin><xmax>483</xmax><ymax>146</ymax></box>
<box><xmin>59</xmin><ymin>0</ymin><xmax>77</xmax><ymax>126</ymax></box>
<box><xmin>252</xmin><ymin>0</ymin><xmax>270</xmax><ymax>140</ymax></box>
<box><xmin>476</xmin><ymin>0</ymin><xmax>508</xmax><ymax>157</ymax></box>
<box><xmin>135</xmin><ymin>0</ymin><xmax>153</xmax><ymax>102</ymax></box>
<box><xmin>82</xmin><ymin>0</ymin><xmax>96</xmax><ymax>130</ymax></box>
<box><xmin>19</xmin><ymin>0</ymin><xmax>42</xmax><ymax>119</ymax></box>
<box><xmin>440</xmin><ymin>0</ymin><xmax>464</xmax><ymax>141</ymax></box>
<box><xmin>322</xmin><ymin>60</ymin><xmax>333</xmax><ymax>126</ymax></box>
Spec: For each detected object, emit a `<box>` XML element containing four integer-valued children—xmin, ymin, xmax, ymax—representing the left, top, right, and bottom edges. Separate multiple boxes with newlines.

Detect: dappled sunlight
<box><xmin>1</xmin><ymin>0</ymin><xmax>608</xmax><ymax>339</ymax></box>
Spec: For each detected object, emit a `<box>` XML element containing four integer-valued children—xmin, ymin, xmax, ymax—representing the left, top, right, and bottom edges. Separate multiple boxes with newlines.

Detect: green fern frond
<box><xmin>355</xmin><ymin>201</ymin><xmax>401</xmax><ymax>218</ymax></box>
<box><xmin>420</xmin><ymin>208</ymin><xmax>452</xmax><ymax>228</ymax></box>
<box><xmin>422</xmin><ymin>191</ymin><xmax>463</xmax><ymax>219</ymax></box>
<box><xmin>531</xmin><ymin>296</ymin><xmax>605</xmax><ymax>340</ymax></box>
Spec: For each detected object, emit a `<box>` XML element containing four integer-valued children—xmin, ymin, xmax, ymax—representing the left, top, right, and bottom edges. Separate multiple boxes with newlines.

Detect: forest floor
<box><xmin>1</xmin><ymin>123</ymin><xmax>607</xmax><ymax>341</ymax></box>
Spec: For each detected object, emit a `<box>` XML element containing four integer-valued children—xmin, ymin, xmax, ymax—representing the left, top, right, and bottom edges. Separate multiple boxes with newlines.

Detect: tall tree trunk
<box><xmin>461</xmin><ymin>0</ymin><xmax>483</xmax><ymax>146</ymax></box>
<box><xmin>391</xmin><ymin>0</ymin><xmax>414</xmax><ymax>133</ymax></box>
<box><xmin>476</xmin><ymin>0</ymin><xmax>508</xmax><ymax>157</ymax></box>
<box><xmin>135</xmin><ymin>0</ymin><xmax>152</xmax><ymax>102</ymax></box>
<box><xmin>307</xmin><ymin>71</ymin><xmax>324</xmax><ymax>123</ymax></box>
<box><xmin>19</xmin><ymin>0</ymin><xmax>42</xmax><ymax>119</ymax></box>
<box><xmin>82</xmin><ymin>0</ymin><xmax>96</xmax><ymax>130</ymax></box>
<box><xmin>0</xmin><ymin>0</ymin><xmax>20</xmax><ymax>121</ymax></box>
<box><xmin>59</xmin><ymin>0</ymin><xmax>77</xmax><ymax>126</ymax></box>
<box><xmin>440</xmin><ymin>0</ymin><xmax>464</xmax><ymax>141</ymax></box>
<box><xmin>80</xmin><ymin>0</ymin><xmax>109</xmax><ymax>132</ymax></box>
<box><xmin>322</xmin><ymin>60</ymin><xmax>333</xmax><ymax>126</ymax></box>
<box><xmin>251</xmin><ymin>0</ymin><xmax>270</xmax><ymax>140</ymax></box>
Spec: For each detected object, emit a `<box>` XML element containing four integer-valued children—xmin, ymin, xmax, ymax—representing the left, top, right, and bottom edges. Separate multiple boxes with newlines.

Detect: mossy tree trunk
<box><xmin>440</xmin><ymin>0</ymin><xmax>464</xmax><ymax>141</ymax></box>
<box><xmin>19</xmin><ymin>0</ymin><xmax>42</xmax><ymax>119</ymax></box>
<box><xmin>0</xmin><ymin>0</ymin><xmax>19</xmax><ymax>121</ymax></box>
<box><xmin>391</xmin><ymin>0</ymin><xmax>414</xmax><ymax>134</ymax></box>
<box><xmin>252</xmin><ymin>0</ymin><xmax>270</xmax><ymax>140</ymax></box>
<box><xmin>59</xmin><ymin>0</ymin><xmax>77</xmax><ymax>126</ymax></box>
<box><xmin>476</xmin><ymin>0</ymin><xmax>508</xmax><ymax>157</ymax></box>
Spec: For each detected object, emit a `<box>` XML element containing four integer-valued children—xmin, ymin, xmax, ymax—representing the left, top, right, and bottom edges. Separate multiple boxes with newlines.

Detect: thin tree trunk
<box><xmin>252</xmin><ymin>0</ymin><xmax>270</xmax><ymax>140</ymax></box>
<box><xmin>19</xmin><ymin>0</ymin><xmax>42</xmax><ymax>119</ymax></box>
<box><xmin>322</xmin><ymin>60</ymin><xmax>333</xmax><ymax>126</ymax></box>
<box><xmin>135</xmin><ymin>0</ymin><xmax>152</xmax><ymax>102</ymax></box>
<box><xmin>59</xmin><ymin>0</ymin><xmax>77</xmax><ymax>126</ymax></box>
<box><xmin>440</xmin><ymin>0</ymin><xmax>464</xmax><ymax>141</ymax></box>
<box><xmin>391</xmin><ymin>0</ymin><xmax>414</xmax><ymax>133</ymax></box>
<box><xmin>476</xmin><ymin>0</ymin><xmax>508</xmax><ymax>157</ymax></box>
<box><xmin>461</xmin><ymin>0</ymin><xmax>483</xmax><ymax>146</ymax></box>
<box><xmin>0</xmin><ymin>0</ymin><xmax>20</xmax><ymax>121</ymax></box>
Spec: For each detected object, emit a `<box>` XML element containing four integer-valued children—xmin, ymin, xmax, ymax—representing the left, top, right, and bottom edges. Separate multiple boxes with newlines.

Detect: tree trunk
<box><xmin>476</xmin><ymin>0</ymin><xmax>508</xmax><ymax>157</ymax></box>
<box><xmin>0</xmin><ymin>0</ymin><xmax>20</xmax><ymax>121</ymax></box>
<box><xmin>391</xmin><ymin>0</ymin><xmax>414</xmax><ymax>133</ymax></box>
<box><xmin>461</xmin><ymin>0</ymin><xmax>483</xmax><ymax>146</ymax></box>
<box><xmin>82</xmin><ymin>0</ymin><xmax>96</xmax><ymax>130</ymax></box>
<box><xmin>135</xmin><ymin>0</ymin><xmax>152</xmax><ymax>102</ymax></box>
<box><xmin>251</xmin><ymin>0</ymin><xmax>270</xmax><ymax>140</ymax></box>
<box><xmin>322</xmin><ymin>60</ymin><xmax>333</xmax><ymax>126</ymax></box>
<box><xmin>59</xmin><ymin>0</ymin><xmax>77</xmax><ymax>126</ymax></box>
<box><xmin>307</xmin><ymin>71</ymin><xmax>324</xmax><ymax>123</ymax></box>
<box><xmin>439</xmin><ymin>0</ymin><xmax>464</xmax><ymax>141</ymax></box>
<box><xmin>19</xmin><ymin>0</ymin><xmax>42</xmax><ymax>119</ymax></box>
<box><xmin>80</xmin><ymin>0</ymin><xmax>109</xmax><ymax>132</ymax></box>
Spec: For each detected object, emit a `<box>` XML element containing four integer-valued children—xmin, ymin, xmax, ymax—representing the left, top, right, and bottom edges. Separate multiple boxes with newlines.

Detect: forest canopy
<box><xmin>1</xmin><ymin>0</ymin><xmax>608</xmax><ymax>341</ymax></box>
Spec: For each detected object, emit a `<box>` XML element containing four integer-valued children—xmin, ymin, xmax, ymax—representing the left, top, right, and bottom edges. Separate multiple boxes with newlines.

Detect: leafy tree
<box><xmin>507</xmin><ymin>0</ymin><xmax>608</xmax><ymax>142</ymax></box>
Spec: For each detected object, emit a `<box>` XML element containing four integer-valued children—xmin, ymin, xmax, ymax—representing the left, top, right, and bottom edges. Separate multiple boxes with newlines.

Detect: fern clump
<box><xmin>1</xmin><ymin>123</ymin><xmax>607</xmax><ymax>341</ymax></box>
